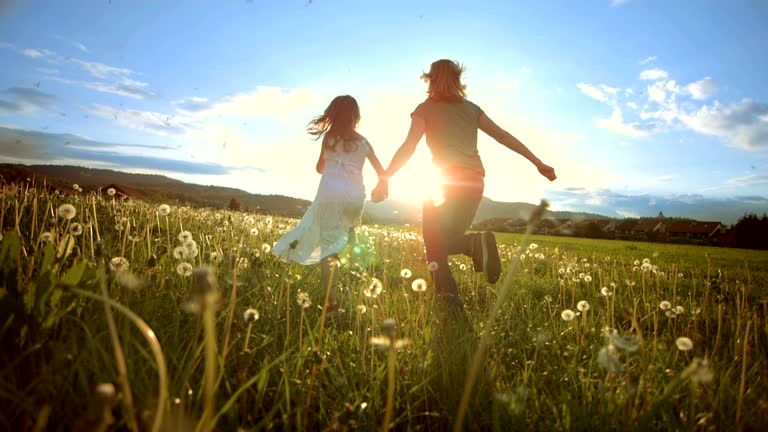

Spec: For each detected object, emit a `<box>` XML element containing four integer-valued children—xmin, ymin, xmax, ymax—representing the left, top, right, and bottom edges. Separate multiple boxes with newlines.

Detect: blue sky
<box><xmin>1</xmin><ymin>0</ymin><xmax>766</xmax><ymax>224</ymax></box>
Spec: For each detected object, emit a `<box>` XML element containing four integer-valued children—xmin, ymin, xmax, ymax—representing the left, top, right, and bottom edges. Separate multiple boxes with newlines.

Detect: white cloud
<box><xmin>596</xmin><ymin>108</ymin><xmax>650</xmax><ymax>137</ymax></box>
<box><xmin>86</xmin><ymin>103</ymin><xmax>192</xmax><ymax>136</ymax></box>
<box><xmin>21</xmin><ymin>48</ymin><xmax>53</xmax><ymax>58</ymax></box>
<box><xmin>626</xmin><ymin>101</ymin><xmax>638</xmax><ymax>109</ymax></box>
<box><xmin>68</xmin><ymin>58</ymin><xmax>132</xmax><ymax>79</ymax></box>
<box><xmin>600</xmin><ymin>84</ymin><xmax>619</xmax><ymax>95</ymax></box>
<box><xmin>616</xmin><ymin>209</ymin><xmax>640</xmax><ymax>218</ymax></box>
<box><xmin>176</xmin><ymin>86</ymin><xmax>318</xmax><ymax>119</ymax></box>
<box><xmin>686</xmin><ymin>77</ymin><xmax>715</xmax><ymax>100</ymax></box>
<box><xmin>577</xmin><ymin>83</ymin><xmax>609</xmax><ymax>103</ymax></box>
<box><xmin>640</xmin><ymin>56</ymin><xmax>657</xmax><ymax>65</ymax></box>
<box><xmin>640</xmin><ymin>68</ymin><xmax>669</xmax><ymax>80</ymax></box>
<box><xmin>36</xmin><ymin>67</ymin><xmax>59</xmax><ymax>75</ymax></box>
<box><xmin>647</xmin><ymin>84</ymin><xmax>666</xmax><ymax>103</ymax></box>
<box><xmin>678</xmin><ymin>99</ymin><xmax>768</xmax><ymax>150</ymax></box>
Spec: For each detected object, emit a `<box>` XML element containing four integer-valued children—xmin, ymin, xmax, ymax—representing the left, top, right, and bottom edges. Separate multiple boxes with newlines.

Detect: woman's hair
<box><xmin>308</xmin><ymin>95</ymin><xmax>361</xmax><ymax>152</ymax></box>
<box><xmin>421</xmin><ymin>59</ymin><xmax>467</xmax><ymax>102</ymax></box>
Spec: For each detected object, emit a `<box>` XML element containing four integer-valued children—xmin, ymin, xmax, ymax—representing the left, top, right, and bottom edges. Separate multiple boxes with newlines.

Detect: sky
<box><xmin>0</xmin><ymin>0</ymin><xmax>767</xmax><ymax>224</ymax></box>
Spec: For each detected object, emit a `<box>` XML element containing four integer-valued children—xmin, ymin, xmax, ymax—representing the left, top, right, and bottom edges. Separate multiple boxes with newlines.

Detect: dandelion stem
<box><xmin>736</xmin><ymin>317</ymin><xmax>752</xmax><ymax>427</ymax></box>
<box><xmin>199</xmin><ymin>301</ymin><xmax>219</xmax><ymax>432</ymax></box>
<box><xmin>73</xmin><ymin>286</ymin><xmax>167</xmax><ymax>432</ymax></box>
<box><xmin>382</xmin><ymin>348</ymin><xmax>396</xmax><ymax>432</ymax></box>
<box><xmin>94</xmin><ymin>261</ymin><xmax>140</xmax><ymax>432</ymax></box>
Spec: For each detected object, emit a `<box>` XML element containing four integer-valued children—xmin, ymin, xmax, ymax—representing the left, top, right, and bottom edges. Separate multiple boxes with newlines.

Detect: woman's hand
<box><xmin>537</xmin><ymin>163</ymin><xmax>557</xmax><ymax>181</ymax></box>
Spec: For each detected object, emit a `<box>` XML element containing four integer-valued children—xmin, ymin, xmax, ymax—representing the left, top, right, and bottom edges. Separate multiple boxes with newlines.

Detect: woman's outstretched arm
<box><xmin>478</xmin><ymin>112</ymin><xmax>557</xmax><ymax>181</ymax></box>
<box><xmin>383</xmin><ymin>115</ymin><xmax>426</xmax><ymax>178</ymax></box>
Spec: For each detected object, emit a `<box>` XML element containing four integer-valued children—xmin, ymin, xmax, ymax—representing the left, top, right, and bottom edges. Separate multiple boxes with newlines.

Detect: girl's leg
<box><xmin>320</xmin><ymin>254</ymin><xmax>340</xmax><ymax>308</ymax></box>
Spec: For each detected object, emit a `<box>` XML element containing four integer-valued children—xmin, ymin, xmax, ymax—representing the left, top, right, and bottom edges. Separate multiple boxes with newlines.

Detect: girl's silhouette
<box><xmin>272</xmin><ymin>95</ymin><xmax>388</xmax><ymax>312</ymax></box>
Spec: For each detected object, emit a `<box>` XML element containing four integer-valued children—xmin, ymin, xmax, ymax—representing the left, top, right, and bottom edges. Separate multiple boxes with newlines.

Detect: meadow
<box><xmin>1</xmin><ymin>183</ymin><xmax>767</xmax><ymax>431</ymax></box>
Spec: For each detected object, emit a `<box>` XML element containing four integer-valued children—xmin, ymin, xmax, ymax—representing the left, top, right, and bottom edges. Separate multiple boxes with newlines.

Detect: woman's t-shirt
<box><xmin>412</xmin><ymin>98</ymin><xmax>485</xmax><ymax>179</ymax></box>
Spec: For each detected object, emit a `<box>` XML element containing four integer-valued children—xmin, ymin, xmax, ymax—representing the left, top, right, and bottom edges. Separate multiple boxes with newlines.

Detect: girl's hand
<box><xmin>371</xmin><ymin>180</ymin><xmax>388</xmax><ymax>202</ymax></box>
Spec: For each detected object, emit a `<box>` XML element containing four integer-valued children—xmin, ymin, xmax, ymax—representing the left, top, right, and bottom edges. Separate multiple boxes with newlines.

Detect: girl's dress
<box><xmin>271</xmin><ymin>136</ymin><xmax>370</xmax><ymax>264</ymax></box>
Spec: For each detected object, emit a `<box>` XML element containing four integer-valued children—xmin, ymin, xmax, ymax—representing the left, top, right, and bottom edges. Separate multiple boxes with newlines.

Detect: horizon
<box><xmin>1</xmin><ymin>0</ymin><xmax>767</xmax><ymax>224</ymax></box>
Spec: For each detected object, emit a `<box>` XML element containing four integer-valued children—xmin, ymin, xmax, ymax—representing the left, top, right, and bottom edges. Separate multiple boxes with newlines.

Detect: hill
<box><xmin>0</xmin><ymin>163</ymin><xmax>613</xmax><ymax>223</ymax></box>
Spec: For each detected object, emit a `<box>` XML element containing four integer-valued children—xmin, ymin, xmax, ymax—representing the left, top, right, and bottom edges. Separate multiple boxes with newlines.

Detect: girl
<box><xmin>375</xmin><ymin>59</ymin><xmax>556</xmax><ymax>309</ymax></box>
<box><xmin>272</xmin><ymin>95</ymin><xmax>388</xmax><ymax>312</ymax></box>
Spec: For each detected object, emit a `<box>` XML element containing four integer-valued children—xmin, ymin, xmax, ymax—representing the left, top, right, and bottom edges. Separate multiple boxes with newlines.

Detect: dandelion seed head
<box><xmin>675</xmin><ymin>305</ymin><xmax>685</xmax><ymax>315</ymax></box>
<box><xmin>261</xmin><ymin>243</ymin><xmax>271</xmax><ymax>253</ymax></box>
<box><xmin>598</xmin><ymin>344</ymin><xmax>623</xmax><ymax>373</ymax></box>
<box><xmin>107</xmin><ymin>187</ymin><xmax>116</xmax><ymax>196</ymax></box>
<box><xmin>178</xmin><ymin>231</ymin><xmax>193</xmax><ymax>243</ymax></box>
<box><xmin>109</xmin><ymin>256</ymin><xmax>129</xmax><ymax>272</ymax></box>
<box><xmin>173</xmin><ymin>246</ymin><xmax>189</xmax><ymax>260</ymax></box>
<box><xmin>176</xmin><ymin>262</ymin><xmax>193</xmax><ymax>277</ymax></box>
<box><xmin>250</xmin><ymin>227</ymin><xmax>259</xmax><ymax>236</ymax></box>
<box><xmin>427</xmin><ymin>261</ymin><xmax>439</xmax><ymax>272</ymax></box>
<box><xmin>72</xmin><ymin>183</ymin><xmax>79</xmax><ymax>190</ymax></box>
<box><xmin>561</xmin><ymin>309</ymin><xmax>575</xmax><ymax>321</ymax></box>
<box><xmin>676</xmin><ymin>337</ymin><xmax>693</xmax><ymax>351</ymax></box>
<box><xmin>600</xmin><ymin>287</ymin><xmax>611</xmax><ymax>297</ymax></box>
<box><xmin>577</xmin><ymin>300</ymin><xmax>590</xmax><ymax>312</ymax></box>
<box><xmin>633</xmin><ymin>260</ymin><xmax>640</xmax><ymax>266</ymax></box>
<box><xmin>245</xmin><ymin>306</ymin><xmax>265</xmax><ymax>323</ymax></box>
<box><xmin>411</xmin><ymin>278</ymin><xmax>427</xmax><ymax>292</ymax></box>
<box><xmin>57</xmin><ymin>203</ymin><xmax>76</xmax><ymax>220</ymax></box>
<box><xmin>682</xmin><ymin>357</ymin><xmax>714</xmax><ymax>384</ymax></box>
<box><xmin>356</xmin><ymin>304</ymin><xmax>367</xmax><ymax>314</ymax></box>
<box><xmin>157</xmin><ymin>204</ymin><xmax>171</xmax><ymax>216</ymax></box>
<box><xmin>39</xmin><ymin>232</ymin><xmax>53</xmax><ymax>243</ymax></box>
<box><xmin>296</xmin><ymin>291</ymin><xmax>312</xmax><ymax>309</ymax></box>
<box><xmin>642</xmin><ymin>258</ymin><xmax>650</xmax><ymax>265</ymax></box>
<box><xmin>659</xmin><ymin>300</ymin><xmax>672</xmax><ymax>310</ymax></box>
<box><xmin>584</xmin><ymin>275</ymin><xmax>592</xmax><ymax>283</ymax></box>
<box><xmin>69</xmin><ymin>223</ymin><xmax>83</xmax><ymax>236</ymax></box>
<box><xmin>641</xmin><ymin>263</ymin><xmax>652</xmax><ymax>272</ymax></box>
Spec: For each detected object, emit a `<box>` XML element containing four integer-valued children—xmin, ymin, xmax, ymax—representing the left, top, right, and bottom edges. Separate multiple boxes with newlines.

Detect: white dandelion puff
<box><xmin>598</xmin><ymin>344</ymin><xmax>624</xmax><ymax>373</ymax></box>
<box><xmin>427</xmin><ymin>261</ymin><xmax>439</xmax><ymax>272</ymax></box>
<box><xmin>400</xmin><ymin>268</ymin><xmax>412</xmax><ymax>278</ymax></box>
<box><xmin>109</xmin><ymin>257</ymin><xmax>130</xmax><ymax>272</ymax></box>
<box><xmin>157</xmin><ymin>204</ymin><xmax>171</xmax><ymax>216</ymax></box>
<box><xmin>659</xmin><ymin>300</ymin><xmax>672</xmax><ymax>311</ymax></box>
<box><xmin>243</xmin><ymin>308</ymin><xmax>259</xmax><ymax>322</ymax></box>
<box><xmin>296</xmin><ymin>291</ymin><xmax>312</xmax><ymax>309</ymax></box>
<box><xmin>600</xmin><ymin>287</ymin><xmax>611</xmax><ymax>297</ymax></box>
<box><xmin>173</xmin><ymin>246</ymin><xmax>189</xmax><ymax>260</ymax></box>
<box><xmin>675</xmin><ymin>305</ymin><xmax>685</xmax><ymax>315</ymax></box>
<box><xmin>178</xmin><ymin>231</ymin><xmax>193</xmax><ymax>243</ymax></box>
<box><xmin>561</xmin><ymin>309</ymin><xmax>575</xmax><ymax>321</ymax></box>
<box><xmin>675</xmin><ymin>337</ymin><xmax>694</xmax><ymax>351</ymax></box>
<box><xmin>57</xmin><ymin>203</ymin><xmax>77</xmax><ymax>220</ymax></box>
<box><xmin>260</xmin><ymin>243</ymin><xmax>271</xmax><ymax>253</ymax></box>
<box><xmin>176</xmin><ymin>262</ymin><xmax>193</xmax><ymax>277</ymax></box>
<box><xmin>577</xmin><ymin>300</ymin><xmax>590</xmax><ymax>312</ymax></box>
<box><xmin>39</xmin><ymin>232</ymin><xmax>54</xmax><ymax>243</ymax></box>
<box><xmin>107</xmin><ymin>187</ymin><xmax>116</xmax><ymax>196</ymax></box>
<box><xmin>356</xmin><ymin>304</ymin><xmax>367</xmax><ymax>314</ymax></box>
<box><xmin>411</xmin><ymin>278</ymin><xmax>427</xmax><ymax>292</ymax></box>
<box><xmin>69</xmin><ymin>223</ymin><xmax>83</xmax><ymax>236</ymax></box>
<box><xmin>584</xmin><ymin>275</ymin><xmax>592</xmax><ymax>283</ymax></box>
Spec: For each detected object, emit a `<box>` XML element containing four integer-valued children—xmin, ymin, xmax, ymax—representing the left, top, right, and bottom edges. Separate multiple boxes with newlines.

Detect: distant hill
<box><xmin>364</xmin><ymin>196</ymin><xmax>611</xmax><ymax>225</ymax></box>
<box><xmin>0</xmin><ymin>164</ymin><xmax>311</xmax><ymax>218</ymax></box>
<box><xmin>1</xmin><ymin>164</ymin><xmax>613</xmax><ymax>223</ymax></box>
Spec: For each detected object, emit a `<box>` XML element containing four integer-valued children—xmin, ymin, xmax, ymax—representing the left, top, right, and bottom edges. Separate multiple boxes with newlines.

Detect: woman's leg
<box><xmin>422</xmin><ymin>181</ymin><xmax>483</xmax><ymax>306</ymax></box>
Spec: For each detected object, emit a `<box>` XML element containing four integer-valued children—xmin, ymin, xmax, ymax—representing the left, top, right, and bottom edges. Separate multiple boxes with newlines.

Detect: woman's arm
<box><xmin>383</xmin><ymin>115</ymin><xmax>426</xmax><ymax>178</ymax></box>
<box><xmin>478</xmin><ymin>112</ymin><xmax>556</xmax><ymax>181</ymax></box>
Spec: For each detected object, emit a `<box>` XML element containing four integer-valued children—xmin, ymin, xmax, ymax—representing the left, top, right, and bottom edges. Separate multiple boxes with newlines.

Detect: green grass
<box><xmin>1</xmin><ymin>184</ymin><xmax>767</xmax><ymax>431</ymax></box>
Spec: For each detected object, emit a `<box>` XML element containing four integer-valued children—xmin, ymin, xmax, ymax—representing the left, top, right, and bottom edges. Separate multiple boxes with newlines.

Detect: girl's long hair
<box><xmin>421</xmin><ymin>59</ymin><xmax>467</xmax><ymax>102</ymax></box>
<box><xmin>307</xmin><ymin>95</ymin><xmax>361</xmax><ymax>152</ymax></box>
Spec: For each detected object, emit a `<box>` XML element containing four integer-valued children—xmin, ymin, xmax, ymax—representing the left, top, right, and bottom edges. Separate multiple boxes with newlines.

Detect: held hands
<box><xmin>537</xmin><ymin>163</ymin><xmax>557</xmax><ymax>181</ymax></box>
<box><xmin>371</xmin><ymin>179</ymin><xmax>389</xmax><ymax>203</ymax></box>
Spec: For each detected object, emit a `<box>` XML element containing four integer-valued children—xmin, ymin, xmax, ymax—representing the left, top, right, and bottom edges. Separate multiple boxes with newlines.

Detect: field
<box><xmin>2</xmin><ymin>184</ymin><xmax>768</xmax><ymax>431</ymax></box>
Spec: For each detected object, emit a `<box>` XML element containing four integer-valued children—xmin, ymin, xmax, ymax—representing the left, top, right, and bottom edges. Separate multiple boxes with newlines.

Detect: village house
<box><xmin>665</xmin><ymin>220</ymin><xmax>723</xmax><ymax>244</ymax></box>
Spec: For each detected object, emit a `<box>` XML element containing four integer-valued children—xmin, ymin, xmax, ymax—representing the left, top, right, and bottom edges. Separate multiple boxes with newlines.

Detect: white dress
<box><xmin>271</xmin><ymin>137</ymin><xmax>370</xmax><ymax>265</ymax></box>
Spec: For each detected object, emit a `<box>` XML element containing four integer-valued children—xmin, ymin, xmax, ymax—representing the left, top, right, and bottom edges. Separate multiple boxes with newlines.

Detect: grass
<box><xmin>1</xmin><ymin>183</ymin><xmax>767</xmax><ymax>431</ymax></box>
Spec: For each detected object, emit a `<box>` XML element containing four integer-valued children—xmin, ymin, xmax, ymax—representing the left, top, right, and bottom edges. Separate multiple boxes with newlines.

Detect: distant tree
<box><xmin>228</xmin><ymin>198</ymin><xmax>241</xmax><ymax>211</ymax></box>
<box><xmin>732</xmin><ymin>213</ymin><xmax>768</xmax><ymax>250</ymax></box>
